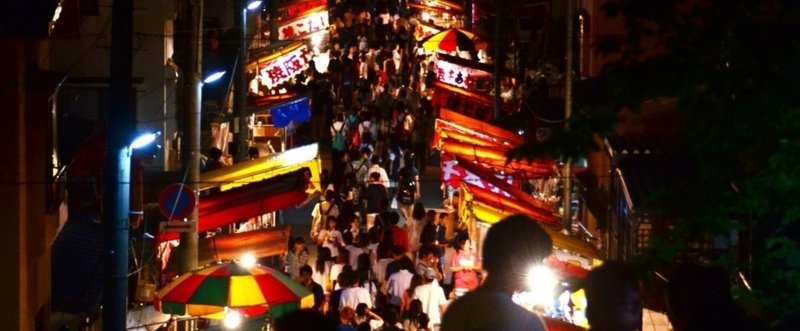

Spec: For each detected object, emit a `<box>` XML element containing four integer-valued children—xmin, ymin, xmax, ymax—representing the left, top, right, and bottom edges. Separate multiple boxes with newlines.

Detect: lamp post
<box><xmin>233</xmin><ymin>0</ymin><xmax>263</xmax><ymax>163</ymax></box>
<box><xmin>104</xmin><ymin>0</ymin><xmax>135</xmax><ymax>329</ymax></box>
<box><xmin>102</xmin><ymin>131</ymin><xmax>157</xmax><ymax>331</ymax></box>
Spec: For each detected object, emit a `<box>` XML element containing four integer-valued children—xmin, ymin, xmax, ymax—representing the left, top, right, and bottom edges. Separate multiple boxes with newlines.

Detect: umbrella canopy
<box><xmin>420</xmin><ymin>28</ymin><xmax>485</xmax><ymax>53</ymax></box>
<box><xmin>156</xmin><ymin>262</ymin><xmax>313</xmax><ymax>319</ymax></box>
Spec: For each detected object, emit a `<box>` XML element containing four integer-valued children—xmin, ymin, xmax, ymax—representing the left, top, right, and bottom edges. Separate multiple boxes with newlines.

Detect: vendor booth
<box><xmin>156</xmin><ymin>145</ymin><xmax>322</xmax><ymax>272</ymax></box>
<box><xmin>433</xmin><ymin>107</ymin><xmax>598</xmax><ymax>328</ymax></box>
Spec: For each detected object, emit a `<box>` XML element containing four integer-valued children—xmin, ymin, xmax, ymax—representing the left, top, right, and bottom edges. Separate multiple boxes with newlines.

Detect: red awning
<box><xmin>165</xmin><ymin>226</ymin><xmax>292</xmax><ymax>272</ymax></box>
<box><xmin>157</xmin><ymin>169</ymin><xmax>309</xmax><ymax>243</ymax></box>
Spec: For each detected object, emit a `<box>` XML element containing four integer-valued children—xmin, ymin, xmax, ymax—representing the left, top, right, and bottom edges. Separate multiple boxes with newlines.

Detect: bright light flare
<box><xmin>239</xmin><ymin>253</ymin><xmax>257</xmax><ymax>268</ymax></box>
<box><xmin>421</xmin><ymin>11</ymin><xmax>431</xmax><ymax>22</ymax></box>
<box><xmin>203</xmin><ymin>70</ymin><xmax>227</xmax><ymax>84</ymax></box>
<box><xmin>223</xmin><ymin>308</ymin><xmax>243</xmax><ymax>329</ymax></box>
<box><xmin>246</xmin><ymin>0</ymin><xmax>263</xmax><ymax>10</ymax></box>
<box><xmin>527</xmin><ymin>265</ymin><xmax>557</xmax><ymax>308</ymax></box>
<box><xmin>130</xmin><ymin>132</ymin><xmax>159</xmax><ymax>150</ymax></box>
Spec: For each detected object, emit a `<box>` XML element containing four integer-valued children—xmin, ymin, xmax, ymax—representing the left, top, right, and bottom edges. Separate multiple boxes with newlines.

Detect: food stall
<box><xmin>409</xmin><ymin>0</ymin><xmax>464</xmax><ymax>28</ymax></box>
<box><xmin>156</xmin><ymin>145</ymin><xmax>322</xmax><ymax>271</ymax></box>
<box><xmin>430</xmin><ymin>54</ymin><xmax>516</xmax><ymax>121</ymax></box>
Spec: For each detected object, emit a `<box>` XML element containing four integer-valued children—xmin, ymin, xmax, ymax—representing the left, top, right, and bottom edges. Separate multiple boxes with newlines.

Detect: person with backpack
<box><xmin>332</xmin><ymin>112</ymin><xmax>349</xmax><ymax>157</ymax></box>
<box><xmin>311</xmin><ymin>190</ymin><xmax>341</xmax><ymax>239</ymax></box>
<box><xmin>358</xmin><ymin>109</ymin><xmax>376</xmax><ymax>152</ymax></box>
<box><xmin>397</xmin><ymin>152</ymin><xmax>420</xmax><ymax>222</ymax></box>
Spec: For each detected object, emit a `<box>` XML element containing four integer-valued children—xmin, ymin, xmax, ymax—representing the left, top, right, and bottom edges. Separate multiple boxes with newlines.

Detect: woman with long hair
<box><xmin>402</xmin><ymin>299</ymin><xmax>424</xmax><ymax>331</ymax></box>
<box><xmin>313</xmin><ymin>246</ymin><xmax>333</xmax><ymax>294</ymax></box>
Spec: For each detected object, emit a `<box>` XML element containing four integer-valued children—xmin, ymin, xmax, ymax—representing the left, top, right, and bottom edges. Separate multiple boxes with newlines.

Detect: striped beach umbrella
<box><xmin>420</xmin><ymin>28</ymin><xmax>485</xmax><ymax>53</ymax></box>
<box><xmin>156</xmin><ymin>262</ymin><xmax>313</xmax><ymax>319</ymax></box>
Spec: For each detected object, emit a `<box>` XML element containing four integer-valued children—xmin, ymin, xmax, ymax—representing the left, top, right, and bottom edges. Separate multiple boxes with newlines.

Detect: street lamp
<box><xmin>246</xmin><ymin>0</ymin><xmax>263</xmax><ymax>10</ymax></box>
<box><xmin>130</xmin><ymin>131</ymin><xmax>160</xmax><ymax>150</ymax></box>
<box><xmin>233</xmin><ymin>0</ymin><xmax>263</xmax><ymax>163</ymax></box>
<box><xmin>203</xmin><ymin>70</ymin><xmax>227</xmax><ymax>84</ymax></box>
<box><xmin>103</xmin><ymin>131</ymin><xmax>158</xmax><ymax>330</ymax></box>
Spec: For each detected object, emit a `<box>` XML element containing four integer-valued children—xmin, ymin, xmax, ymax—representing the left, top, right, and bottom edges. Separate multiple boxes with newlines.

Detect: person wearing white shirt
<box><xmin>412</xmin><ymin>267</ymin><xmax>448</xmax><ymax>329</ymax></box>
<box><xmin>317</xmin><ymin>218</ymin><xmax>343</xmax><ymax>258</ymax></box>
<box><xmin>387</xmin><ymin>268</ymin><xmax>415</xmax><ymax>307</ymax></box>
<box><xmin>340</xmin><ymin>283</ymin><xmax>373</xmax><ymax>311</ymax></box>
<box><xmin>363</xmin><ymin>155</ymin><xmax>390</xmax><ymax>189</ymax></box>
<box><xmin>372</xmin><ymin>246</ymin><xmax>394</xmax><ymax>287</ymax></box>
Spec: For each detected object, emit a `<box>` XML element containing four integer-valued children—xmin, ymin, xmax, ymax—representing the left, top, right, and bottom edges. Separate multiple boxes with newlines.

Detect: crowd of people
<box><xmin>216</xmin><ymin>0</ymin><xmax>768</xmax><ymax>330</ymax></box>
<box><xmin>286</xmin><ymin>198</ymin><xmax>465</xmax><ymax>330</ymax></box>
<box><xmin>279</xmin><ymin>213</ymin><xmax>765</xmax><ymax>331</ymax></box>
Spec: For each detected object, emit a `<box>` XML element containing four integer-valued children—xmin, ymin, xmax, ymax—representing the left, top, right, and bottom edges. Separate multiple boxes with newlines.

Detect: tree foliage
<box><xmin>592</xmin><ymin>0</ymin><xmax>800</xmax><ymax>326</ymax></box>
<box><xmin>509</xmin><ymin>0</ymin><xmax>800</xmax><ymax>326</ymax></box>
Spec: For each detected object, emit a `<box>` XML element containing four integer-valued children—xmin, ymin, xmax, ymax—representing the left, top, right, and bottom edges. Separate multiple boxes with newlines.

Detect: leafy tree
<box><xmin>511</xmin><ymin>0</ymin><xmax>800</xmax><ymax>327</ymax></box>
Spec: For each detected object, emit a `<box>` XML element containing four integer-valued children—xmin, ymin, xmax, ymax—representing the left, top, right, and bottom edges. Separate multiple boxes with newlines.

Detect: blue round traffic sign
<box><xmin>158</xmin><ymin>183</ymin><xmax>197</xmax><ymax>220</ymax></box>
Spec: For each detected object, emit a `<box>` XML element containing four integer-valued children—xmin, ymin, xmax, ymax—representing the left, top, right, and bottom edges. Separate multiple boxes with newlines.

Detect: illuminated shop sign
<box><xmin>441</xmin><ymin>154</ymin><xmax>516</xmax><ymax>193</ymax></box>
<box><xmin>256</xmin><ymin>44</ymin><xmax>313</xmax><ymax>89</ymax></box>
<box><xmin>279</xmin><ymin>0</ymin><xmax>327</xmax><ymax>19</ymax></box>
<box><xmin>436</xmin><ymin>58</ymin><xmax>492</xmax><ymax>91</ymax></box>
<box><xmin>279</xmin><ymin>10</ymin><xmax>330</xmax><ymax>40</ymax></box>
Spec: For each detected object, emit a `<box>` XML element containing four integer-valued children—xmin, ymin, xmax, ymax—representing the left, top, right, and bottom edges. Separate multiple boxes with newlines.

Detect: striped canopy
<box><xmin>420</xmin><ymin>28</ymin><xmax>485</xmax><ymax>53</ymax></box>
<box><xmin>156</xmin><ymin>262</ymin><xmax>313</xmax><ymax>319</ymax></box>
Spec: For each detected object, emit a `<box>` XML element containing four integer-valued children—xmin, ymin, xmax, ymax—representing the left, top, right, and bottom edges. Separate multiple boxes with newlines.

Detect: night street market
<box><xmin>1</xmin><ymin>0</ymin><xmax>794</xmax><ymax>330</ymax></box>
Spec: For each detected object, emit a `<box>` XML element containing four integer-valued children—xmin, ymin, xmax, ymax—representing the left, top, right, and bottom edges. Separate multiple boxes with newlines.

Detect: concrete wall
<box><xmin>0</xmin><ymin>38</ymin><xmax>62</xmax><ymax>331</ymax></box>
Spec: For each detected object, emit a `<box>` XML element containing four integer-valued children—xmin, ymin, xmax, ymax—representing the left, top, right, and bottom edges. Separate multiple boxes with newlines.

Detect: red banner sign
<box><xmin>441</xmin><ymin>154</ymin><xmax>516</xmax><ymax>193</ymax></box>
<box><xmin>279</xmin><ymin>0</ymin><xmax>327</xmax><ymax>20</ymax></box>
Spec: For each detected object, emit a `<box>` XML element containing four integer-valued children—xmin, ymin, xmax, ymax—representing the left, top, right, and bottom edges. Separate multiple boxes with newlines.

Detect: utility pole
<box><xmin>233</xmin><ymin>0</ymin><xmax>249</xmax><ymax>163</ymax></box>
<box><xmin>493</xmin><ymin>3</ymin><xmax>503</xmax><ymax>120</ymax></box>
<box><xmin>464</xmin><ymin>0</ymin><xmax>473</xmax><ymax>30</ymax></box>
<box><xmin>268</xmin><ymin>0</ymin><xmax>279</xmax><ymax>43</ymax></box>
<box><xmin>103</xmin><ymin>0</ymin><xmax>135</xmax><ymax>329</ymax></box>
<box><xmin>563</xmin><ymin>0</ymin><xmax>574</xmax><ymax>233</ymax></box>
<box><xmin>179</xmin><ymin>0</ymin><xmax>201</xmax><ymax>275</ymax></box>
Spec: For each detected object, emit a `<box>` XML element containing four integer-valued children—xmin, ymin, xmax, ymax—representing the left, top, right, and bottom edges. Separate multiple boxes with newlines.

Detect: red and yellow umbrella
<box><xmin>156</xmin><ymin>262</ymin><xmax>313</xmax><ymax>319</ymax></box>
<box><xmin>420</xmin><ymin>28</ymin><xmax>486</xmax><ymax>53</ymax></box>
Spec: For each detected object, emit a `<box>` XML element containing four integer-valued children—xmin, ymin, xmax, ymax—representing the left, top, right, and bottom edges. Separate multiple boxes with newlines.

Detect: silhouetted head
<box><xmin>481</xmin><ymin>214</ymin><xmax>552</xmax><ymax>287</ymax></box>
<box><xmin>584</xmin><ymin>261</ymin><xmax>642</xmax><ymax>331</ymax></box>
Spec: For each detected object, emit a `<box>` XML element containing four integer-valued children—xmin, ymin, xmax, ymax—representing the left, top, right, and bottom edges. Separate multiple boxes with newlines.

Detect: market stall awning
<box><xmin>165</xmin><ymin>226</ymin><xmax>292</xmax><ymax>272</ymax></box>
<box><xmin>158</xmin><ymin>169</ymin><xmax>309</xmax><ymax>243</ymax></box>
<box><xmin>199</xmin><ymin>143</ymin><xmax>321</xmax><ymax>192</ymax></box>
<box><xmin>438</xmin><ymin>107</ymin><xmax>523</xmax><ymax>145</ymax></box>
<box><xmin>459</xmin><ymin>183</ymin><xmax>601</xmax><ymax>261</ymax></box>
<box><xmin>457</xmin><ymin>156</ymin><xmax>556</xmax><ymax>212</ymax></box>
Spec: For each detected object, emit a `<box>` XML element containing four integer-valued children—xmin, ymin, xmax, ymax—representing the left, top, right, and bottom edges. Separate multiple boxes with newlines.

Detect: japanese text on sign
<box><xmin>279</xmin><ymin>10</ymin><xmax>330</xmax><ymax>40</ymax></box>
<box><xmin>436</xmin><ymin>59</ymin><xmax>492</xmax><ymax>91</ymax></box>
<box><xmin>257</xmin><ymin>45</ymin><xmax>313</xmax><ymax>89</ymax></box>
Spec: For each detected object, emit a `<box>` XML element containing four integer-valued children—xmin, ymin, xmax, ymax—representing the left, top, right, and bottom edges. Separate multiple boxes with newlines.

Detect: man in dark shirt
<box><xmin>299</xmin><ymin>264</ymin><xmax>324</xmax><ymax>311</ymax></box>
<box><xmin>362</xmin><ymin>172</ymin><xmax>388</xmax><ymax>230</ymax></box>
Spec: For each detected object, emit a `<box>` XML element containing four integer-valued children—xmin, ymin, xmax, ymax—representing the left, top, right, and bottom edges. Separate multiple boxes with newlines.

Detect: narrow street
<box><xmin>279</xmin><ymin>143</ymin><xmax>444</xmax><ymax>260</ymax></box>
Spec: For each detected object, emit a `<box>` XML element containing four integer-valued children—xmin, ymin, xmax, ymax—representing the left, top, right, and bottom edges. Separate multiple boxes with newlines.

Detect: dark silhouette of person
<box><xmin>583</xmin><ymin>261</ymin><xmax>642</xmax><ymax>331</ymax></box>
<box><xmin>441</xmin><ymin>214</ymin><xmax>552</xmax><ymax>331</ymax></box>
